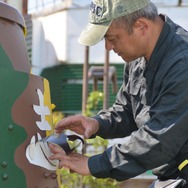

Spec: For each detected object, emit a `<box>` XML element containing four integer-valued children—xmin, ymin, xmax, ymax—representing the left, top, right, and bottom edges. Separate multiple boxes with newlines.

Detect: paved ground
<box><xmin>119</xmin><ymin>178</ymin><xmax>155</xmax><ymax>188</ymax></box>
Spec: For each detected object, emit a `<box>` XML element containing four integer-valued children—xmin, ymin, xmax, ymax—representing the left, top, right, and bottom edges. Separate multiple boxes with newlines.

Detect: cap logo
<box><xmin>90</xmin><ymin>2</ymin><xmax>103</xmax><ymax>17</ymax></box>
<box><xmin>117</xmin><ymin>6</ymin><xmax>124</xmax><ymax>14</ymax></box>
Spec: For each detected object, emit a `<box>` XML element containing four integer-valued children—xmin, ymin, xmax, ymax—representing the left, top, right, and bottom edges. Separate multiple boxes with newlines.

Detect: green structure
<box><xmin>41</xmin><ymin>63</ymin><xmax>124</xmax><ymax>114</ymax></box>
<box><xmin>0</xmin><ymin>2</ymin><xmax>59</xmax><ymax>187</ymax></box>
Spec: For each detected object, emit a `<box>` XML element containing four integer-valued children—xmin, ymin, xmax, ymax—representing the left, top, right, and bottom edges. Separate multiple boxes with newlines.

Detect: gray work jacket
<box><xmin>89</xmin><ymin>15</ymin><xmax>188</xmax><ymax>181</ymax></box>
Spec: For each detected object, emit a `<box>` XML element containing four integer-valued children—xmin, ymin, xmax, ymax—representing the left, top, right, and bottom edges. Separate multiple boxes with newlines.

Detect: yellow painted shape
<box><xmin>43</xmin><ymin>78</ymin><xmax>54</xmax><ymax>136</ymax></box>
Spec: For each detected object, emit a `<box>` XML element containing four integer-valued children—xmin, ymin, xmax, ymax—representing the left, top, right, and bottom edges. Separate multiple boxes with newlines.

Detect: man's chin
<box><xmin>119</xmin><ymin>54</ymin><xmax>129</xmax><ymax>62</ymax></box>
<box><xmin>121</xmin><ymin>56</ymin><xmax>129</xmax><ymax>62</ymax></box>
<box><xmin>121</xmin><ymin>56</ymin><xmax>138</xmax><ymax>63</ymax></box>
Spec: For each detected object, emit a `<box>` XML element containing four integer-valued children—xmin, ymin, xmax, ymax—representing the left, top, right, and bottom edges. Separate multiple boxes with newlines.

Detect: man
<box><xmin>49</xmin><ymin>0</ymin><xmax>188</xmax><ymax>187</ymax></box>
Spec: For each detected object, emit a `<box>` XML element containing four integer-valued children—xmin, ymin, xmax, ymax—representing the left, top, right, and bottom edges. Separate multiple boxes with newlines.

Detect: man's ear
<box><xmin>134</xmin><ymin>18</ymin><xmax>149</xmax><ymax>35</ymax></box>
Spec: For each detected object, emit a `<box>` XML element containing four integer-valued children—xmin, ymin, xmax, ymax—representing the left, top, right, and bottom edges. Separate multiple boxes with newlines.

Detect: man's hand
<box><xmin>55</xmin><ymin>114</ymin><xmax>99</xmax><ymax>139</ymax></box>
<box><xmin>49</xmin><ymin>143</ymin><xmax>91</xmax><ymax>176</ymax></box>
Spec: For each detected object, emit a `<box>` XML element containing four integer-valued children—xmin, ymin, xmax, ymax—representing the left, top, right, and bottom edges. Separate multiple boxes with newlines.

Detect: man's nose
<box><xmin>105</xmin><ymin>39</ymin><xmax>114</xmax><ymax>51</ymax></box>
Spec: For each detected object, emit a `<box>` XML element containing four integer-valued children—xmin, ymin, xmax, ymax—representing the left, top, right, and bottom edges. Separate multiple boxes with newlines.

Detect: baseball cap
<box><xmin>78</xmin><ymin>0</ymin><xmax>150</xmax><ymax>46</ymax></box>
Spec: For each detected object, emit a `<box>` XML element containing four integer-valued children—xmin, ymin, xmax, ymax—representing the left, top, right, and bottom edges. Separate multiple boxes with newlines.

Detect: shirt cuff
<box><xmin>91</xmin><ymin>115</ymin><xmax>110</xmax><ymax>138</ymax></box>
<box><xmin>88</xmin><ymin>152</ymin><xmax>112</xmax><ymax>179</ymax></box>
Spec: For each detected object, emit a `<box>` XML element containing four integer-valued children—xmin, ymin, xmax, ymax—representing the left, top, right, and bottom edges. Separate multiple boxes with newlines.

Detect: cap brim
<box><xmin>78</xmin><ymin>20</ymin><xmax>112</xmax><ymax>46</ymax></box>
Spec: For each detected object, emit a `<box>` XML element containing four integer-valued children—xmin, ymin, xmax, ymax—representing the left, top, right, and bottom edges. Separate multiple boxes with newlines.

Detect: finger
<box><xmin>49</xmin><ymin>152</ymin><xmax>65</xmax><ymax>161</ymax></box>
<box><xmin>84</xmin><ymin>129</ymin><xmax>91</xmax><ymax>139</ymax></box>
<box><xmin>58</xmin><ymin>155</ymin><xmax>72</xmax><ymax>169</ymax></box>
<box><xmin>48</xmin><ymin>143</ymin><xmax>66</xmax><ymax>155</ymax></box>
<box><xmin>49</xmin><ymin>149</ymin><xmax>69</xmax><ymax>160</ymax></box>
<box><xmin>55</xmin><ymin>115</ymin><xmax>82</xmax><ymax>131</ymax></box>
<box><xmin>56</xmin><ymin>116</ymin><xmax>75</xmax><ymax>127</ymax></box>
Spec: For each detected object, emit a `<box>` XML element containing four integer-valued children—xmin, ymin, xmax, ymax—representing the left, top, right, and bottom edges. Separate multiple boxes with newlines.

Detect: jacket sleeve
<box><xmin>89</xmin><ymin>59</ymin><xmax>188</xmax><ymax>181</ymax></box>
<box><xmin>92</xmin><ymin>63</ymin><xmax>138</xmax><ymax>139</ymax></box>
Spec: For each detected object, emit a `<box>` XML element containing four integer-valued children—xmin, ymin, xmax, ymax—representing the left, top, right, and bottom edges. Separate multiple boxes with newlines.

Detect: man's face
<box><xmin>104</xmin><ymin>21</ymin><xmax>145</xmax><ymax>62</ymax></box>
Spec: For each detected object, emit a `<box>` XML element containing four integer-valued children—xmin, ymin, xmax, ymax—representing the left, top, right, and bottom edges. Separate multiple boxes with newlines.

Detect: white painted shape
<box><xmin>33</xmin><ymin>89</ymin><xmax>51</xmax><ymax>131</ymax></box>
<box><xmin>26</xmin><ymin>133</ymin><xmax>59</xmax><ymax>171</ymax></box>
